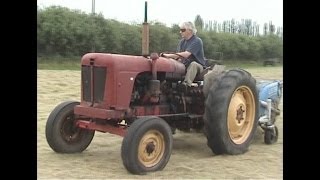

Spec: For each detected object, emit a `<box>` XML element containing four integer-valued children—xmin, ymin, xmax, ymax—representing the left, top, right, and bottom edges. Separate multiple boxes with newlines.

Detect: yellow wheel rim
<box><xmin>227</xmin><ymin>86</ymin><xmax>256</xmax><ymax>144</ymax></box>
<box><xmin>138</xmin><ymin>130</ymin><xmax>165</xmax><ymax>167</ymax></box>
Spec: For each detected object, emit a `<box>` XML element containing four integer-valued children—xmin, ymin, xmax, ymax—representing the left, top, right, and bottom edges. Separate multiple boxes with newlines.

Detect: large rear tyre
<box><xmin>45</xmin><ymin>101</ymin><xmax>95</xmax><ymax>153</ymax></box>
<box><xmin>121</xmin><ymin>116</ymin><xmax>173</xmax><ymax>175</ymax></box>
<box><xmin>204</xmin><ymin>69</ymin><xmax>259</xmax><ymax>155</ymax></box>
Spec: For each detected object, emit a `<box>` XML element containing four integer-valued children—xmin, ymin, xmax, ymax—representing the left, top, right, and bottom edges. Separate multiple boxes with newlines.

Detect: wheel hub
<box><xmin>236</xmin><ymin>106</ymin><xmax>245</xmax><ymax>123</ymax></box>
<box><xmin>61</xmin><ymin>115</ymin><xmax>81</xmax><ymax>143</ymax></box>
<box><xmin>145</xmin><ymin>142</ymin><xmax>155</xmax><ymax>155</ymax></box>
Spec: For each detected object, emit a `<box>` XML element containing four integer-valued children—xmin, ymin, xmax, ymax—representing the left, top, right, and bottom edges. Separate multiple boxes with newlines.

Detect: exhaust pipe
<box><xmin>142</xmin><ymin>1</ymin><xmax>149</xmax><ymax>57</ymax></box>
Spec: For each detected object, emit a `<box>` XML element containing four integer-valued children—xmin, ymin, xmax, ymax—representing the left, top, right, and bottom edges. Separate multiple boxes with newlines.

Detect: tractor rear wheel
<box><xmin>121</xmin><ymin>116</ymin><xmax>173</xmax><ymax>174</ymax></box>
<box><xmin>204</xmin><ymin>69</ymin><xmax>259</xmax><ymax>155</ymax></box>
<box><xmin>45</xmin><ymin>101</ymin><xmax>95</xmax><ymax>153</ymax></box>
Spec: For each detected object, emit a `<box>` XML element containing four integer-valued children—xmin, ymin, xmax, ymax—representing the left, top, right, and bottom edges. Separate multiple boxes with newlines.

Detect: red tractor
<box><xmin>45</xmin><ymin>52</ymin><xmax>259</xmax><ymax>174</ymax></box>
<box><xmin>45</xmin><ymin>1</ymin><xmax>259</xmax><ymax>175</ymax></box>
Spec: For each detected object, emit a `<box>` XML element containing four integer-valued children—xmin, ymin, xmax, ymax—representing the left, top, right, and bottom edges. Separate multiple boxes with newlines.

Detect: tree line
<box><xmin>37</xmin><ymin>6</ymin><xmax>283</xmax><ymax>61</ymax></box>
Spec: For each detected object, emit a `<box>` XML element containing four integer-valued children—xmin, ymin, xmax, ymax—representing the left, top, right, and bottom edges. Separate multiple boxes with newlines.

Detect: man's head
<box><xmin>179</xmin><ymin>21</ymin><xmax>197</xmax><ymax>40</ymax></box>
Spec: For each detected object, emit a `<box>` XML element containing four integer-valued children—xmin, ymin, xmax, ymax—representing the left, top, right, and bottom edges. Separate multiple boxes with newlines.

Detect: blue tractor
<box><xmin>257</xmin><ymin>80</ymin><xmax>283</xmax><ymax>144</ymax></box>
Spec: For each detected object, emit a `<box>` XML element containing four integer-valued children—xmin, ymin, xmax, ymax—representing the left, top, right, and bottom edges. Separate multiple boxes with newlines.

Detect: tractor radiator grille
<box><xmin>81</xmin><ymin>66</ymin><xmax>107</xmax><ymax>103</ymax></box>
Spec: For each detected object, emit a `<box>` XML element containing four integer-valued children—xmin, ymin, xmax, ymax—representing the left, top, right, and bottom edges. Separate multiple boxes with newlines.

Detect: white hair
<box><xmin>180</xmin><ymin>21</ymin><xmax>197</xmax><ymax>34</ymax></box>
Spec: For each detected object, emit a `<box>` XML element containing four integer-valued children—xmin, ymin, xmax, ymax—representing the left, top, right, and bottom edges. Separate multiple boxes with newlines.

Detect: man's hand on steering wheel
<box><xmin>159</xmin><ymin>52</ymin><xmax>167</xmax><ymax>57</ymax></box>
<box><xmin>160</xmin><ymin>52</ymin><xmax>183</xmax><ymax>60</ymax></box>
<box><xmin>174</xmin><ymin>53</ymin><xmax>184</xmax><ymax>59</ymax></box>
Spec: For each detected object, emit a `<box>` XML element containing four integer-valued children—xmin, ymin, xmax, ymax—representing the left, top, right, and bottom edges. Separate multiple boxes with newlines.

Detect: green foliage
<box><xmin>37</xmin><ymin>6</ymin><xmax>283</xmax><ymax>66</ymax></box>
<box><xmin>37</xmin><ymin>6</ymin><xmax>92</xmax><ymax>56</ymax></box>
<box><xmin>194</xmin><ymin>15</ymin><xmax>204</xmax><ymax>31</ymax></box>
<box><xmin>257</xmin><ymin>34</ymin><xmax>283</xmax><ymax>59</ymax></box>
<box><xmin>149</xmin><ymin>22</ymin><xmax>180</xmax><ymax>53</ymax></box>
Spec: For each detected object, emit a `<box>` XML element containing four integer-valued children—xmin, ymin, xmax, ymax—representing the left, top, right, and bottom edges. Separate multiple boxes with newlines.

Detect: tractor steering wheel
<box><xmin>174</xmin><ymin>53</ymin><xmax>184</xmax><ymax>59</ymax></box>
<box><xmin>160</xmin><ymin>52</ymin><xmax>184</xmax><ymax>60</ymax></box>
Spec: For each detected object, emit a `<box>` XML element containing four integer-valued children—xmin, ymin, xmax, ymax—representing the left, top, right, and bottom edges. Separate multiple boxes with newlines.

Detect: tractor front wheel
<box><xmin>45</xmin><ymin>101</ymin><xmax>95</xmax><ymax>153</ymax></box>
<box><xmin>121</xmin><ymin>116</ymin><xmax>173</xmax><ymax>174</ymax></box>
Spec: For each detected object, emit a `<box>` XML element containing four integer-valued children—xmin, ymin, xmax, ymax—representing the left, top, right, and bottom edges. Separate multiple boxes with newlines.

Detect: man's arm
<box><xmin>162</xmin><ymin>51</ymin><xmax>191</xmax><ymax>61</ymax></box>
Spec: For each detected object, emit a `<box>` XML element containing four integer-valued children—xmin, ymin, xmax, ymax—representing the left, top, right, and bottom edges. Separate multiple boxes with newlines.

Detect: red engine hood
<box><xmin>81</xmin><ymin>53</ymin><xmax>185</xmax><ymax>74</ymax></box>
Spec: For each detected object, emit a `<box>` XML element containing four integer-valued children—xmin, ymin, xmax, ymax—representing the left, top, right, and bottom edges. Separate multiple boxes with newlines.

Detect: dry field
<box><xmin>37</xmin><ymin>66</ymin><xmax>283</xmax><ymax>179</ymax></box>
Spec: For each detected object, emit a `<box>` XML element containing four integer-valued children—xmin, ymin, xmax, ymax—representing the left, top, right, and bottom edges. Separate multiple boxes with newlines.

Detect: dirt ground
<box><xmin>37</xmin><ymin>67</ymin><xmax>283</xmax><ymax>179</ymax></box>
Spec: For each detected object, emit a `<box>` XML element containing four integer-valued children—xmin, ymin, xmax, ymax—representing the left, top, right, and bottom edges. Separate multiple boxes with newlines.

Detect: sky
<box><xmin>37</xmin><ymin>0</ymin><xmax>283</xmax><ymax>28</ymax></box>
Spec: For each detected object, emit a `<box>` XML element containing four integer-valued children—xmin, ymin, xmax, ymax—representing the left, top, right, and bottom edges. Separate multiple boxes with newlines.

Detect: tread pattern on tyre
<box><xmin>45</xmin><ymin>101</ymin><xmax>95</xmax><ymax>153</ymax></box>
<box><xmin>121</xmin><ymin>116</ymin><xmax>173</xmax><ymax>175</ymax></box>
<box><xmin>204</xmin><ymin>68</ymin><xmax>259</xmax><ymax>155</ymax></box>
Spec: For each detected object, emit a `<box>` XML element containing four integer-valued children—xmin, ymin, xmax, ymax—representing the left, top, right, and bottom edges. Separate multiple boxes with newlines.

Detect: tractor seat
<box><xmin>194</xmin><ymin>59</ymin><xmax>223</xmax><ymax>81</ymax></box>
<box><xmin>194</xmin><ymin>64</ymin><xmax>226</xmax><ymax>82</ymax></box>
<box><xmin>194</xmin><ymin>65</ymin><xmax>214</xmax><ymax>81</ymax></box>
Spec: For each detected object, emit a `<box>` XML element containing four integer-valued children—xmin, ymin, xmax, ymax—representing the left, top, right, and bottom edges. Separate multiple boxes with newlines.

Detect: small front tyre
<box><xmin>45</xmin><ymin>101</ymin><xmax>95</xmax><ymax>153</ymax></box>
<box><xmin>121</xmin><ymin>116</ymin><xmax>173</xmax><ymax>175</ymax></box>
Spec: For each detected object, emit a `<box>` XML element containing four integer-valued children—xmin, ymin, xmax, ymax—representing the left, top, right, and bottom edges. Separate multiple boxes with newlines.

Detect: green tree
<box><xmin>37</xmin><ymin>5</ymin><xmax>282</xmax><ymax>62</ymax></box>
<box><xmin>194</xmin><ymin>15</ymin><xmax>204</xmax><ymax>31</ymax></box>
